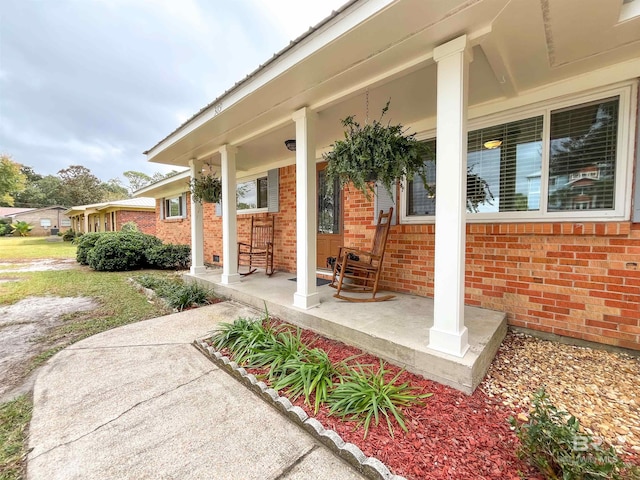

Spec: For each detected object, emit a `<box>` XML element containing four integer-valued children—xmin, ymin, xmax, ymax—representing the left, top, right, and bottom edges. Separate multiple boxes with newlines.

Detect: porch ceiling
<box><xmin>146</xmin><ymin>0</ymin><xmax>640</xmax><ymax>175</ymax></box>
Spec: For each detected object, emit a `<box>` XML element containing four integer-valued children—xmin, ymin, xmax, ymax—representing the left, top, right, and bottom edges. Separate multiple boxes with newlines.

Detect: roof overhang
<box><xmin>145</xmin><ymin>0</ymin><xmax>640</xmax><ymax>174</ymax></box>
<box><xmin>133</xmin><ymin>170</ymin><xmax>191</xmax><ymax>199</ymax></box>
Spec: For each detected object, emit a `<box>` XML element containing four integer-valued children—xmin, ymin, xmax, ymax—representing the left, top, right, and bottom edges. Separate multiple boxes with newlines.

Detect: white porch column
<box><xmin>429</xmin><ymin>35</ymin><xmax>472</xmax><ymax>357</ymax></box>
<box><xmin>220</xmin><ymin>145</ymin><xmax>241</xmax><ymax>284</ymax></box>
<box><xmin>292</xmin><ymin>107</ymin><xmax>320</xmax><ymax>309</ymax></box>
<box><xmin>83</xmin><ymin>214</ymin><xmax>89</xmax><ymax>233</ymax></box>
<box><xmin>189</xmin><ymin>158</ymin><xmax>206</xmax><ymax>275</ymax></box>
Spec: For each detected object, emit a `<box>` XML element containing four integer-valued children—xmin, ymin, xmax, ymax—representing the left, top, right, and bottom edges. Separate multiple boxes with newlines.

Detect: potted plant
<box><xmin>323</xmin><ymin>100</ymin><xmax>493</xmax><ymax>210</ymax></box>
<box><xmin>323</xmin><ymin>101</ymin><xmax>429</xmax><ymax>199</ymax></box>
<box><xmin>190</xmin><ymin>173</ymin><xmax>222</xmax><ymax>204</ymax></box>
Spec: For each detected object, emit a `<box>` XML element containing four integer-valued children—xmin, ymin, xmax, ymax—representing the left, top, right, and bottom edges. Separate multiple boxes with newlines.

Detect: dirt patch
<box><xmin>0</xmin><ymin>258</ymin><xmax>77</xmax><ymax>272</ymax></box>
<box><xmin>0</xmin><ymin>296</ymin><xmax>99</xmax><ymax>402</ymax></box>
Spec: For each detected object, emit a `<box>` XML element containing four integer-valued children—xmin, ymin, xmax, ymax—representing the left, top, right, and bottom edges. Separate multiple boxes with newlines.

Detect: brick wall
<box><xmin>156</xmin><ymin>198</ymin><xmax>192</xmax><ymax>245</ymax></box>
<box><xmin>342</xmin><ymin>187</ymin><xmax>640</xmax><ymax>350</ymax></box>
<box><xmin>153</xmin><ymin>175</ymin><xmax>298</xmax><ymax>273</ymax></box>
<box><xmin>117</xmin><ymin>210</ymin><xmax>156</xmax><ymax>235</ymax></box>
<box><xmin>201</xmin><ymin>165</ymin><xmax>298</xmax><ymax>272</ymax></box>
<box><xmin>10</xmin><ymin>208</ymin><xmax>69</xmax><ymax>236</ymax></box>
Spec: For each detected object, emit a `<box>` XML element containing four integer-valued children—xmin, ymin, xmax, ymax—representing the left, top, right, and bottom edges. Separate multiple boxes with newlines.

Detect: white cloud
<box><xmin>0</xmin><ymin>0</ymin><xmax>349</xmax><ymax>182</ymax></box>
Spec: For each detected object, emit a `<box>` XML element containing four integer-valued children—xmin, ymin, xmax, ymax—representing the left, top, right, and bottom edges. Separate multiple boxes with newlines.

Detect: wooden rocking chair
<box><xmin>237</xmin><ymin>216</ymin><xmax>275</xmax><ymax>276</ymax></box>
<box><xmin>329</xmin><ymin>207</ymin><xmax>394</xmax><ymax>302</ymax></box>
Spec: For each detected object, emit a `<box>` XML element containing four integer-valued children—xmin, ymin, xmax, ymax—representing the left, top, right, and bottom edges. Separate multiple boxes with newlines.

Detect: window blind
<box><xmin>548</xmin><ymin>97</ymin><xmax>618</xmax><ymax>211</ymax></box>
<box><xmin>467</xmin><ymin>116</ymin><xmax>543</xmax><ymax>213</ymax></box>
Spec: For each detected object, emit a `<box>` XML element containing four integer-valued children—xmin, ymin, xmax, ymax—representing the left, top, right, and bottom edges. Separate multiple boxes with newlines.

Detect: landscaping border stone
<box><xmin>193</xmin><ymin>339</ymin><xmax>407</xmax><ymax>480</ymax></box>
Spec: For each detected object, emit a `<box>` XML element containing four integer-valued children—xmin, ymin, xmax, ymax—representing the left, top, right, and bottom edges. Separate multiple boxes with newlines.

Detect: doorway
<box><xmin>316</xmin><ymin>162</ymin><xmax>343</xmax><ymax>270</ymax></box>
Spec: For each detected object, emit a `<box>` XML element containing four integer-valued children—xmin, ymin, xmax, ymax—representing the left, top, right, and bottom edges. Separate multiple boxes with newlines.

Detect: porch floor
<box><xmin>188</xmin><ymin>268</ymin><xmax>507</xmax><ymax>393</ymax></box>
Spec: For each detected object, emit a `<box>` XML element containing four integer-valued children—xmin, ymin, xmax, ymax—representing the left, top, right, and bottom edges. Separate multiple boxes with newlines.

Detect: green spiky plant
<box><xmin>272</xmin><ymin>347</ymin><xmax>338</xmax><ymax>414</ymax></box>
<box><xmin>328</xmin><ymin>360</ymin><xmax>432</xmax><ymax>439</ymax></box>
<box><xmin>245</xmin><ymin>326</ymin><xmax>306</xmax><ymax>381</ymax></box>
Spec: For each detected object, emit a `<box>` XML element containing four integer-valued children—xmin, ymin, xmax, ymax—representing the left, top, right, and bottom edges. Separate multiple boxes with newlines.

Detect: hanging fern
<box><xmin>323</xmin><ymin>101</ymin><xmax>430</xmax><ymax>200</ymax></box>
<box><xmin>190</xmin><ymin>173</ymin><xmax>222</xmax><ymax>204</ymax></box>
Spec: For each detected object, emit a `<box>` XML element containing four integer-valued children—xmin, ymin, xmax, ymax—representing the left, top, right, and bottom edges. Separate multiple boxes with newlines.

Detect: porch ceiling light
<box><xmin>284</xmin><ymin>139</ymin><xmax>296</xmax><ymax>151</ymax></box>
<box><xmin>483</xmin><ymin>139</ymin><xmax>502</xmax><ymax>149</ymax></box>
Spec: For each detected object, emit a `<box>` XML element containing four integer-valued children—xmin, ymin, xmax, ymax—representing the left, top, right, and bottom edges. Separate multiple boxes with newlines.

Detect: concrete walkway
<box><xmin>27</xmin><ymin>301</ymin><xmax>367</xmax><ymax>480</ymax></box>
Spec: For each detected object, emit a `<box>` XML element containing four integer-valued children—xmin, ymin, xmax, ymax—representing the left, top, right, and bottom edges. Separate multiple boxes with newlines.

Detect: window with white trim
<box><xmin>402</xmin><ymin>87</ymin><xmax>632</xmax><ymax>223</ymax></box>
<box><xmin>163</xmin><ymin>194</ymin><xmax>186</xmax><ymax>219</ymax></box>
<box><xmin>237</xmin><ymin>176</ymin><xmax>268</xmax><ymax>211</ymax></box>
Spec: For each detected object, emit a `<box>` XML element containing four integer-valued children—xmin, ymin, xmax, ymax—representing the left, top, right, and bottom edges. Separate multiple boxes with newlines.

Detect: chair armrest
<box><xmin>238</xmin><ymin>242</ymin><xmax>251</xmax><ymax>247</ymax></box>
<box><xmin>337</xmin><ymin>247</ymin><xmax>377</xmax><ymax>259</ymax></box>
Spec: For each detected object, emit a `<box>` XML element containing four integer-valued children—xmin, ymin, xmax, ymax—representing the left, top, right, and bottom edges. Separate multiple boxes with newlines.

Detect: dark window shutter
<box><xmin>374</xmin><ymin>182</ymin><xmax>396</xmax><ymax>225</ymax></box>
<box><xmin>267</xmin><ymin>168</ymin><xmax>279</xmax><ymax>213</ymax></box>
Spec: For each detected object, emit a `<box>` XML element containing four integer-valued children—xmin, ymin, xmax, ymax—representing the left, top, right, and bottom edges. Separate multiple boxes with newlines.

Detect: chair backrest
<box><xmin>250</xmin><ymin>216</ymin><xmax>274</xmax><ymax>250</ymax></box>
<box><xmin>370</xmin><ymin>207</ymin><xmax>393</xmax><ymax>261</ymax></box>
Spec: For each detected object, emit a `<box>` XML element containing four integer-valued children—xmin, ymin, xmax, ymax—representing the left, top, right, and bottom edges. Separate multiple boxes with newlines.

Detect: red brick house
<box><xmin>65</xmin><ymin>198</ymin><xmax>157</xmax><ymax>235</ymax></box>
<box><xmin>140</xmin><ymin>0</ymin><xmax>640</xmax><ymax>356</ymax></box>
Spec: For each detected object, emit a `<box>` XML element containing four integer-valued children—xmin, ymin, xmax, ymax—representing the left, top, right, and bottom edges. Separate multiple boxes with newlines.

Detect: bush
<box><xmin>87</xmin><ymin>231</ymin><xmax>162</xmax><ymax>271</ymax></box>
<box><xmin>146</xmin><ymin>244</ymin><xmax>191</xmax><ymax>270</ymax></box>
<box><xmin>62</xmin><ymin>228</ymin><xmax>76</xmax><ymax>242</ymax></box>
<box><xmin>165</xmin><ymin>282</ymin><xmax>213</xmax><ymax>311</ymax></box>
<box><xmin>135</xmin><ymin>274</ymin><xmax>215</xmax><ymax>311</ymax></box>
<box><xmin>76</xmin><ymin>233</ymin><xmax>105</xmax><ymax>265</ymax></box>
<box><xmin>510</xmin><ymin>388</ymin><xmax>640</xmax><ymax>480</ymax></box>
<box><xmin>0</xmin><ymin>218</ymin><xmax>11</xmax><ymax>236</ymax></box>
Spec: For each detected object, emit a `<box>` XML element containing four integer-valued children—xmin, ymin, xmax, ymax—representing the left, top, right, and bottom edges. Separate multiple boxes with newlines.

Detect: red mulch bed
<box><xmin>214</xmin><ymin>324</ymin><xmax>543</xmax><ymax>480</ymax></box>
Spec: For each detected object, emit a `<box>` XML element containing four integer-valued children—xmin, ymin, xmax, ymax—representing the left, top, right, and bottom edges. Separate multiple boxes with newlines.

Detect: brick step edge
<box><xmin>192</xmin><ymin>340</ymin><xmax>407</xmax><ymax>480</ymax></box>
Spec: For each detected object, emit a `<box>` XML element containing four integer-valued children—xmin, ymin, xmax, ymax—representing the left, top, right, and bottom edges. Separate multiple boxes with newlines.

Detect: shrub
<box><xmin>75</xmin><ymin>232</ymin><xmax>105</xmax><ymax>265</ymax></box>
<box><xmin>10</xmin><ymin>221</ymin><xmax>33</xmax><ymax>237</ymax></box>
<box><xmin>62</xmin><ymin>228</ymin><xmax>76</xmax><ymax>242</ymax></box>
<box><xmin>87</xmin><ymin>231</ymin><xmax>162</xmax><ymax>271</ymax></box>
<box><xmin>135</xmin><ymin>274</ymin><xmax>215</xmax><ymax>311</ymax></box>
<box><xmin>0</xmin><ymin>218</ymin><xmax>12</xmax><ymax>236</ymax></box>
<box><xmin>165</xmin><ymin>282</ymin><xmax>213</xmax><ymax>311</ymax></box>
<box><xmin>146</xmin><ymin>244</ymin><xmax>191</xmax><ymax>270</ymax></box>
<box><xmin>510</xmin><ymin>388</ymin><xmax>640</xmax><ymax>480</ymax></box>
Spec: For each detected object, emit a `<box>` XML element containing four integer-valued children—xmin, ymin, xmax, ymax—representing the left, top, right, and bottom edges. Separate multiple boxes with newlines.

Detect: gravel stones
<box><xmin>481</xmin><ymin>331</ymin><xmax>640</xmax><ymax>455</ymax></box>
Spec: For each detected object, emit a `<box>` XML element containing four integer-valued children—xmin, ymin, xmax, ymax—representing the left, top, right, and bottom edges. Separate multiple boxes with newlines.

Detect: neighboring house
<box><xmin>0</xmin><ymin>207</ymin><xmax>35</xmax><ymax>217</ymax></box>
<box><xmin>6</xmin><ymin>206</ymin><xmax>70</xmax><ymax>236</ymax></box>
<box><xmin>140</xmin><ymin>0</ymin><xmax>640</xmax><ymax>354</ymax></box>
<box><xmin>65</xmin><ymin>198</ymin><xmax>157</xmax><ymax>235</ymax></box>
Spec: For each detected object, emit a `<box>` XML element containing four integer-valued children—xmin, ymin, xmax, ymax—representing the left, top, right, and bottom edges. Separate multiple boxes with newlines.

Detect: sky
<box><xmin>0</xmin><ymin>0</ymin><xmax>347</xmax><ymax>182</ymax></box>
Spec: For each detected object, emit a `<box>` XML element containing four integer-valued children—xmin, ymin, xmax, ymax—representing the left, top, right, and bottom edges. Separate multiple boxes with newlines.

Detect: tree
<box><xmin>58</xmin><ymin>165</ymin><xmax>105</xmax><ymax>206</ymax></box>
<box><xmin>102</xmin><ymin>178</ymin><xmax>129</xmax><ymax>201</ymax></box>
<box><xmin>14</xmin><ymin>174</ymin><xmax>64</xmax><ymax>208</ymax></box>
<box><xmin>0</xmin><ymin>155</ymin><xmax>26</xmax><ymax>206</ymax></box>
<box><xmin>123</xmin><ymin>171</ymin><xmax>153</xmax><ymax>193</ymax></box>
<box><xmin>122</xmin><ymin>170</ymin><xmax>178</xmax><ymax>194</ymax></box>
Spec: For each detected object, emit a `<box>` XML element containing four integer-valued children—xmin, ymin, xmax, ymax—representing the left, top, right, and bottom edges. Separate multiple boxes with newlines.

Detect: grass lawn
<box><xmin>0</xmin><ymin>396</ymin><xmax>32</xmax><ymax>480</ymax></box>
<box><xmin>0</xmin><ymin>236</ymin><xmax>76</xmax><ymax>260</ymax></box>
<box><xmin>0</xmin><ymin>236</ymin><xmax>179</xmax><ymax>480</ymax></box>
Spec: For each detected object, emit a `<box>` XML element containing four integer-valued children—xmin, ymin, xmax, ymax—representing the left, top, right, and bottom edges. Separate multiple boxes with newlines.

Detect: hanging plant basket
<box><xmin>323</xmin><ymin>99</ymin><xmax>494</xmax><ymax>211</ymax></box>
<box><xmin>323</xmin><ymin>100</ymin><xmax>430</xmax><ymax>199</ymax></box>
<box><xmin>190</xmin><ymin>173</ymin><xmax>222</xmax><ymax>204</ymax></box>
